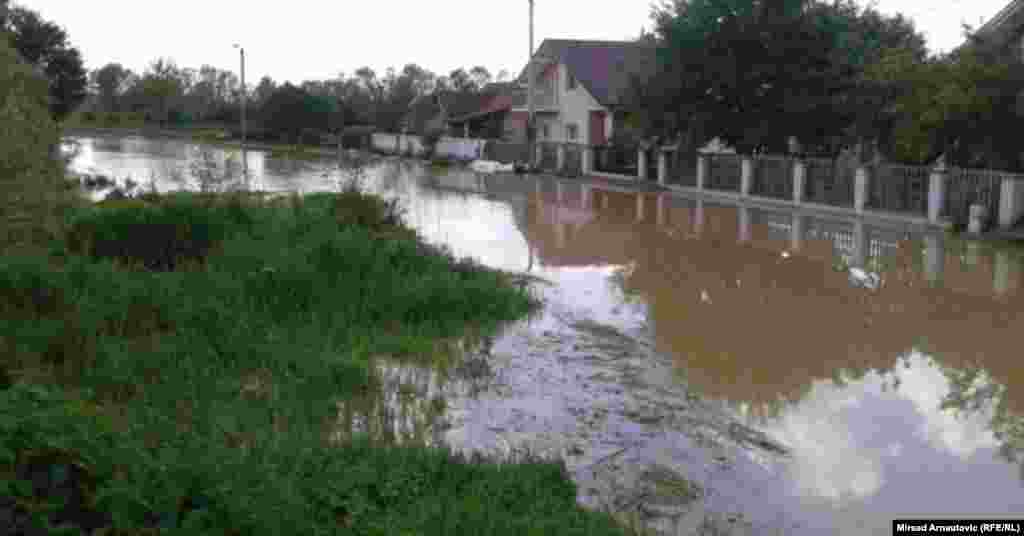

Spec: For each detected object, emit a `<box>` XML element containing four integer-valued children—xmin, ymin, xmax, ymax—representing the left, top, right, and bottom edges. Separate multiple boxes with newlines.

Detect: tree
<box><xmin>260</xmin><ymin>83</ymin><xmax>342</xmax><ymax>142</ymax></box>
<box><xmin>629</xmin><ymin>0</ymin><xmax>928</xmax><ymax>158</ymax></box>
<box><xmin>469</xmin><ymin>66</ymin><xmax>492</xmax><ymax>90</ymax></box>
<box><xmin>863</xmin><ymin>43</ymin><xmax>1024</xmax><ymax>169</ymax></box>
<box><xmin>136</xmin><ymin>58</ymin><xmax>187</xmax><ymax>124</ymax></box>
<box><xmin>1</xmin><ymin>37</ymin><xmax>67</xmax><ymax>250</ymax></box>
<box><xmin>90</xmin><ymin>62</ymin><xmax>133</xmax><ymax>112</ymax></box>
<box><xmin>252</xmin><ymin>75</ymin><xmax>277</xmax><ymax>108</ymax></box>
<box><xmin>629</xmin><ymin>0</ymin><xmax>856</xmax><ymax>155</ymax></box>
<box><xmin>3</xmin><ymin>5</ymin><xmax>87</xmax><ymax>120</ymax></box>
<box><xmin>447</xmin><ymin>68</ymin><xmax>475</xmax><ymax>93</ymax></box>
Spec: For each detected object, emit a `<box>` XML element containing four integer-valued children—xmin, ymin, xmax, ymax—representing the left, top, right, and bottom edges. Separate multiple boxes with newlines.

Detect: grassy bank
<box><xmin>64</xmin><ymin>124</ymin><xmax>351</xmax><ymax>161</ymax></box>
<box><xmin>0</xmin><ymin>188</ymin><xmax>629</xmax><ymax>535</ymax></box>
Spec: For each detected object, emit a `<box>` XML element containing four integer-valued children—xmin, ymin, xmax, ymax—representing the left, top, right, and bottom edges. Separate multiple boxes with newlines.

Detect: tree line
<box><xmin>8</xmin><ymin>0</ymin><xmax>1024</xmax><ymax>170</ymax></box>
<box><xmin>82</xmin><ymin>59</ymin><xmax>509</xmax><ymax>142</ymax></box>
<box><xmin>625</xmin><ymin>0</ymin><xmax>1024</xmax><ymax>171</ymax></box>
<box><xmin>2</xmin><ymin>0</ymin><xmax>508</xmax><ymax>143</ymax></box>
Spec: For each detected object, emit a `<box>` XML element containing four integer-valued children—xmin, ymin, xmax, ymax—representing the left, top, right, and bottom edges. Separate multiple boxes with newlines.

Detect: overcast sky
<box><xmin>17</xmin><ymin>0</ymin><xmax>1014</xmax><ymax>85</ymax></box>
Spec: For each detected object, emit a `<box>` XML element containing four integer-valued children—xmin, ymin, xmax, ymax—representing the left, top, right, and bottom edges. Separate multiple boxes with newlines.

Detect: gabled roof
<box><xmin>517</xmin><ymin>39</ymin><xmax>661</xmax><ymax>107</ymax></box>
<box><xmin>447</xmin><ymin>82</ymin><xmax>526</xmax><ymax>122</ymax></box>
<box><xmin>978</xmin><ymin>0</ymin><xmax>1024</xmax><ymax>35</ymax></box>
<box><xmin>961</xmin><ymin>0</ymin><xmax>1024</xmax><ymax>51</ymax></box>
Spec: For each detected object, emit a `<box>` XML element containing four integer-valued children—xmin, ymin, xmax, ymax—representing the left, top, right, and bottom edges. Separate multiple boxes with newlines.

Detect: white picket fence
<box><xmin>370</xmin><ymin>133</ymin><xmax>487</xmax><ymax>160</ymax></box>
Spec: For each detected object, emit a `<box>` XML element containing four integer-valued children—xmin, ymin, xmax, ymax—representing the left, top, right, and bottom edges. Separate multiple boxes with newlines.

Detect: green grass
<box><xmin>0</xmin><ymin>189</ymin><xmax>628</xmax><ymax>535</ymax></box>
<box><xmin>65</xmin><ymin>111</ymin><xmax>146</xmax><ymax>129</ymax></box>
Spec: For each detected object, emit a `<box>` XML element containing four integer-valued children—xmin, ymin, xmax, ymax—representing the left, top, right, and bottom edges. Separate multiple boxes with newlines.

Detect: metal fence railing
<box><xmin>804</xmin><ymin>157</ymin><xmax>855</xmax><ymax>208</ymax></box>
<box><xmin>943</xmin><ymin>167</ymin><xmax>1011</xmax><ymax>224</ymax></box>
<box><xmin>593</xmin><ymin>145</ymin><xmax>639</xmax><ymax>176</ymax></box>
<box><xmin>753</xmin><ymin>156</ymin><xmax>794</xmax><ymax>200</ymax></box>
<box><xmin>538</xmin><ymin>142</ymin><xmax>558</xmax><ymax>171</ymax></box>
<box><xmin>705</xmin><ymin>153</ymin><xmax>742</xmax><ymax>192</ymax></box>
<box><xmin>867</xmin><ymin>163</ymin><xmax>929</xmax><ymax>216</ymax></box>
<box><xmin>563</xmin><ymin>144</ymin><xmax>583</xmax><ymax>177</ymax></box>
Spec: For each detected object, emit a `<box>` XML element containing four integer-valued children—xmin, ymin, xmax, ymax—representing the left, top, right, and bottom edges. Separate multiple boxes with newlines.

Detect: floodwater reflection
<box><xmin>69</xmin><ymin>135</ymin><xmax>1024</xmax><ymax>534</ymax></box>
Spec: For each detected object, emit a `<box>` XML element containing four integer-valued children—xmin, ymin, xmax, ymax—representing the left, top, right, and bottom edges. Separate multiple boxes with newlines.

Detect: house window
<box><xmin>541</xmin><ymin>123</ymin><xmax>550</xmax><ymax>139</ymax></box>
<box><xmin>566</xmin><ymin>73</ymin><xmax>577</xmax><ymax>91</ymax></box>
<box><xmin>566</xmin><ymin>123</ymin><xmax>578</xmax><ymax>141</ymax></box>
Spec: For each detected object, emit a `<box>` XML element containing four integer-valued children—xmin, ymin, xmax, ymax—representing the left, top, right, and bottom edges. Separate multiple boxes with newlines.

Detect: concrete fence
<box><xmin>531</xmin><ymin>141</ymin><xmax>1024</xmax><ymax>230</ymax></box>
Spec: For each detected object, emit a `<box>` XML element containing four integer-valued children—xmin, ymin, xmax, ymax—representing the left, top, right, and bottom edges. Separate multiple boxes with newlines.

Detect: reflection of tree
<box><xmin>939</xmin><ymin>364</ymin><xmax>1024</xmax><ymax>480</ymax></box>
<box><xmin>521</xmin><ymin>184</ymin><xmax>1024</xmax><ymax>419</ymax></box>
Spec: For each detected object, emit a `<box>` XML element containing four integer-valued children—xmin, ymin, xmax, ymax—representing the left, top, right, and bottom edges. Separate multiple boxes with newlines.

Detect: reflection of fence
<box><xmin>594</xmin><ymin>145</ymin><xmax>639</xmax><ymax>176</ymax></box>
<box><xmin>563</xmin><ymin>144</ymin><xmax>583</xmax><ymax>177</ymax></box>
<box><xmin>944</xmin><ymin>167</ymin><xmax>1009</xmax><ymax>223</ymax></box>
<box><xmin>538</xmin><ymin>142</ymin><xmax>558</xmax><ymax>170</ymax></box>
<box><xmin>804</xmin><ymin>157</ymin><xmax>855</xmax><ymax>208</ymax></box>
<box><xmin>664</xmin><ymin>150</ymin><xmax>697</xmax><ymax>187</ymax></box>
<box><xmin>705</xmin><ymin>154</ymin><xmax>741</xmax><ymax>192</ymax></box>
<box><xmin>868</xmin><ymin>163</ymin><xmax>929</xmax><ymax>216</ymax></box>
<box><xmin>645</xmin><ymin>149</ymin><xmax>658</xmax><ymax>181</ymax></box>
<box><xmin>484</xmin><ymin>141</ymin><xmax>530</xmax><ymax>164</ymax></box>
<box><xmin>753</xmin><ymin>156</ymin><xmax>794</xmax><ymax>200</ymax></box>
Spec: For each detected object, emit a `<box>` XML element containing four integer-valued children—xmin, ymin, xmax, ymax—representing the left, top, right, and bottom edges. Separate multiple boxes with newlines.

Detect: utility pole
<box><xmin>233</xmin><ymin>44</ymin><xmax>249</xmax><ymax>189</ymax></box>
<box><xmin>527</xmin><ymin>0</ymin><xmax>535</xmax><ymax>171</ymax></box>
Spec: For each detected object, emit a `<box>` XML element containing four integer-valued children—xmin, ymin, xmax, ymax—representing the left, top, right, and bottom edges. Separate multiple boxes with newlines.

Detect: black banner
<box><xmin>893</xmin><ymin>520</ymin><xmax>1023</xmax><ymax>534</ymax></box>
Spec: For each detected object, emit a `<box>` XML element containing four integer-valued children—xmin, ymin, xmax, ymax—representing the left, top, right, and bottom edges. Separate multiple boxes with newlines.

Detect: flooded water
<box><xmin>69</xmin><ymin>135</ymin><xmax>1024</xmax><ymax>534</ymax></box>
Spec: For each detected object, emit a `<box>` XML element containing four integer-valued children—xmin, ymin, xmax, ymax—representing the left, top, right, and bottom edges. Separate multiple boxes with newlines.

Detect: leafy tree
<box><xmin>447</xmin><ymin>68</ymin><xmax>475</xmax><ymax>93</ymax></box>
<box><xmin>630</xmin><ymin>0</ymin><xmax>928</xmax><ymax>158</ymax></box>
<box><xmin>90</xmin><ymin>62</ymin><xmax>133</xmax><ymax>112</ymax></box>
<box><xmin>2</xmin><ymin>4</ymin><xmax>87</xmax><ymax>120</ymax></box>
<box><xmin>863</xmin><ymin>43</ymin><xmax>1024</xmax><ymax>169</ymax></box>
<box><xmin>135</xmin><ymin>58</ymin><xmax>187</xmax><ymax>124</ymax></box>
<box><xmin>469</xmin><ymin>66</ymin><xmax>492</xmax><ymax>90</ymax></box>
<box><xmin>252</xmin><ymin>75</ymin><xmax>277</xmax><ymax>108</ymax></box>
<box><xmin>630</xmin><ymin>0</ymin><xmax>855</xmax><ymax>154</ymax></box>
<box><xmin>1</xmin><ymin>37</ymin><xmax>68</xmax><ymax>250</ymax></box>
<box><xmin>260</xmin><ymin>83</ymin><xmax>342</xmax><ymax>142</ymax></box>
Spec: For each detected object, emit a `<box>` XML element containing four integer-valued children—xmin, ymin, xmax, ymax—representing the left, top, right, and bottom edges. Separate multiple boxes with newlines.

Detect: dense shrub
<box><xmin>0</xmin><ymin>38</ymin><xmax>72</xmax><ymax>252</ymax></box>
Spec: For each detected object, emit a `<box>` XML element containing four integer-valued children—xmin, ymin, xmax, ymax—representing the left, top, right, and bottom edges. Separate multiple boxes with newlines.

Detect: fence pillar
<box><xmin>851</xmin><ymin>220</ymin><xmax>867</xmax><ymax>268</ymax></box>
<box><xmin>790</xmin><ymin>214</ymin><xmax>805</xmax><ymax>252</ymax></box>
<box><xmin>556</xmin><ymin>143</ymin><xmax>566</xmax><ymax>173</ymax></box>
<box><xmin>793</xmin><ymin>159</ymin><xmax>807</xmax><ymax>204</ymax></box>
<box><xmin>994</xmin><ymin>249</ymin><xmax>1019</xmax><ymax>296</ymax></box>
<box><xmin>694</xmin><ymin>199</ymin><xmax>705</xmax><ymax>236</ymax></box>
<box><xmin>924</xmin><ymin>233</ymin><xmax>945</xmax><ymax>285</ymax></box>
<box><xmin>854</xmin><ymin>166</ymin><xmax>870</xmax><ymax>213</ymax></box>
<box><xmin>395</xmin><ymin>134</ymin><xmax>401</xmax><ymax>154</ymax></box>
<box><xmin>696</xmin><ymin>154</ymin><xmax>708</xmax><ymax>190</ymax></box>
<box><xmin>738</xmin><ymin>206</ymin><xmax>750</xmax><ymax>243</ymax></box>
<box><xmin>928</xmin><ymin>159</ymin><xmax>948</xmax><ymax>224</ymax></box>
<box><xmin>999</xmin><ymin>177</ymin><xmax>1024</xmax><ymax>229</ymax></box>
<box><xmin>583</xmin><ymin>146</ymin><xmax>594</xmax><ymax>175</ymax></box>
<box><xmin>657</xmin><ymin>150</ymin><xmax>668</xmax><ymax>186</ymax></box>
<box><xmin>740</xmin><ymin>156</ymin><xmax>754</xmax><ymax>196</ymax></box>
<box><xmin>638</xmin><ymin>149</ymin><xmax>648</xmax><ymax>181</ymax></box>
<box><xmin>636</xmin><ymin>193</ymin><xmax>645</xmax><ymax>222</ymax></box>
<box><xmin>657</xmin><ymin>193</ymin><xmax>666</xmax><ymax>226</ymax></box>
<box><xmin>535</xmin><ymin>144</ymin><xmax>544</xmax><ymax>169</ymax></box>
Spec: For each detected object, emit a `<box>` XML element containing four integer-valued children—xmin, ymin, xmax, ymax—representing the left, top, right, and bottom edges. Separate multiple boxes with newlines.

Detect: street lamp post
<box><xmin>233</xmin><ymin>44</ymin><xmax>248</xmax><ymax>188</ymax></box>
<box><xmin>527</xmin><ymin>0</ymin><xmax>535</xmax><ymax>171</ymax></box>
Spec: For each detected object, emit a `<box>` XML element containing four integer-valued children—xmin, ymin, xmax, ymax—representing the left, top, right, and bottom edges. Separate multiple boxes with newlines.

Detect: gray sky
<box><xmin>17</xmin><ymin>0</ymin><xmax>1013</xmax><ymax>85</ymax></box>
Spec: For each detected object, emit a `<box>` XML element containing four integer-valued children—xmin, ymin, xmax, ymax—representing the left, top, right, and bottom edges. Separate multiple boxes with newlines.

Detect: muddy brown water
<box><xmin>67</xmin><ymin>135</ymin><xmax>1024</xmax><ymax>534</ymax></box>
